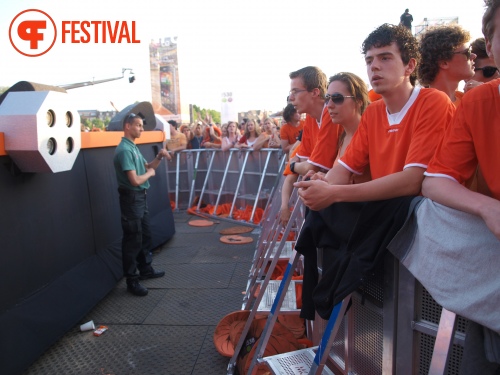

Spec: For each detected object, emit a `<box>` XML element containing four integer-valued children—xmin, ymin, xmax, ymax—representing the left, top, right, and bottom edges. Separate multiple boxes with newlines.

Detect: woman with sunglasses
<box><xmin>281</xmin><ymin>72</ymin><xmax>371</xmax><ymax>226</ymax></box>
<box><xmin>323</xmin><ymin>72</ymin><xmax>371</xmax><ymax>180</ymax></box>
<box><xmin>236</xmin><ymin>119</ymin><xmax>261</xmax><ymax>149</ymax></box>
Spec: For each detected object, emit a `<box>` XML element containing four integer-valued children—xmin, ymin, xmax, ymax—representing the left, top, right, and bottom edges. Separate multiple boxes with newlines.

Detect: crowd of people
<box><xmin>164</xmin><ymin>115</ymin><xmax>289</xmax><ymax>155</ymax></box>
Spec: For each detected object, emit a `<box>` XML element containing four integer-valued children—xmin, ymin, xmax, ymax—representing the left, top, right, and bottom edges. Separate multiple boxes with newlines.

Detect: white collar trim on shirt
<box><xmin>386</xmin><ymin>85</ymin><xmax>421</xmax><ymax>126</ymax></box>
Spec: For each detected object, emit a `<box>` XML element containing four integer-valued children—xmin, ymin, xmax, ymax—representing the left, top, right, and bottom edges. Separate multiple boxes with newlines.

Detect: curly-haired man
<box><xmin>418</xmin><ymin>24</ymin><xmax>476</xmax><ymax>105</ymax></box>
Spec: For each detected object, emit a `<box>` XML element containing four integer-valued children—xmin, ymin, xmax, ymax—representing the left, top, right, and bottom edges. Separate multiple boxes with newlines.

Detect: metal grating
<box><xmin>360</xmin><ymin>262</ymin><xmax>384</xmax><ymax>307</ymax></box>
<box><xmin>351</xmin><ymin>294</ymin><xmax>383</xmax><ymax>375</ymax></box>
<box><xmin>417</xmin><ymin>332</ymin><xmax>464</xmax><ymax>375</ymax></box>
<box><xmin>418</xmin><ymin>285</ymin><xmax>469</xmax><ymax>334</ymax></box>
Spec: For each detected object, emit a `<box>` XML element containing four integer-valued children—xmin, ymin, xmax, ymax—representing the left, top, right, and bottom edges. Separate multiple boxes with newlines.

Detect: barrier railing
<box><xmin>164</xmin><ymin>148</ymin><xmax>286</xmax><ymax>225</ymax></box>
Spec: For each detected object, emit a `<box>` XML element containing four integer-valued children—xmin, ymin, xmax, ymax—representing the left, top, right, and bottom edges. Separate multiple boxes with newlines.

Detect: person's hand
<box><xmin>294</xmin><ymin>179</ymin><xmax>334</xmax><ymax>211</ymax></box>
<box><xmin>464</xmin><ymin>79</ymin><xmax>483</xmax><ymax>93</ymax></box>
<box><xmin>289</xmin><ymin>155</ymin><xmax>299</xmax><ymax>163</ymax></box>
<box><xmin>146</xmin><ymin>165</ymin><xmax>156</xmax><ymax>177</ymax></box>
<box><xmin>279</xmin><ymin>207</ymin><xmax>291</xmax><ymax>226</ymax></box>
<box><xmin>303</xmin><ymin>170</ymin><xmax>318</xmax><ymax>181</ymax></box>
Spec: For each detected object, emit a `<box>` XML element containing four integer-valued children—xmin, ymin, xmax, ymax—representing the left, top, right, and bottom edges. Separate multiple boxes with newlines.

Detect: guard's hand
<box><xmin>146</xmin><ymin>165</ymin><xmax>156</xmax><ymax>177</ymax></box>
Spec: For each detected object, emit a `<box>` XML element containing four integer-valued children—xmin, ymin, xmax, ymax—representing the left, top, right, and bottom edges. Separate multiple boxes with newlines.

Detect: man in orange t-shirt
<box><xmin>295</xmin><ymin>23</ymin><xmax>455</xmax><ymax>210</ymax></box>
<box><xmin>280</xmin><ymin>103</ymin><xmax>303</xmax><ymax>154</ymax></box>
<box><xmin>279</xmin><ymin>66</ymin><xmax>332</xmax><ymax>224</ymax></box>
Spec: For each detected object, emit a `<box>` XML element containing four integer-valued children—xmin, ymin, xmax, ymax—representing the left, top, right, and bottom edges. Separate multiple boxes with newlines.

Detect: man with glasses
<box><xmin>287</xmin><ymin>66</ymin><xmax>341</xmax><ymax>176</ymax></box>
<box><xmin>418</xmin><ymin>24</ymin><xmax>476</xmax><ymax>106</ymax></box>
<box><xmin>114</xmin><ymin>113</ymin><xmax>169</xmax><ymax>296</ymax></box>
<box><xmin>279</xmin><ymin>66</ymin><xmax>341</xmax><ymax>226</ymax></box>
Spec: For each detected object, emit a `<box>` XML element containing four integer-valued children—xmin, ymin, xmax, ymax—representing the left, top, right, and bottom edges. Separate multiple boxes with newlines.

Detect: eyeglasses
<box><xmin>474</xmin><ymin>66</ymin><xmax>499</xmax><ymax>78</ymax></box>
<box><xmin>453</xmin><ymin>46</ymin><xmax>473</xmax><ymax>60</ymax></box>
<box><xmin>325</xmin><ymin>93</ymin><xmax>355</xmax><ymax>105</ymax></box>
<box><xmin>288</xmin><ymin>89</ymin><xmax>308</xmax><ymax>98</ymax></box>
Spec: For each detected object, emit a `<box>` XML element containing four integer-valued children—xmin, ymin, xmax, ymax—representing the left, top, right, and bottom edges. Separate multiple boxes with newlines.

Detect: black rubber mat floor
<box><xmin>22</xmin><ymin>211</ymin><xmax>258</xmax><ymax>375</ymax></box>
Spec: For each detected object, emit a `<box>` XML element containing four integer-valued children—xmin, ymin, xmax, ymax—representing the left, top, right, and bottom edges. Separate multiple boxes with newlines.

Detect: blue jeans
<box><xmin>118</xmin><ymin>188</ymin><xmax>153</xmax><ymax>279</ymax></box>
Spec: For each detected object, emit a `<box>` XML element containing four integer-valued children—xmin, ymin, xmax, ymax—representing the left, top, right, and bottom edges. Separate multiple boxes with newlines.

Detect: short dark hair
<box><xmin>123</xmin><ymin>112</ymin><xmax>141</xmax><ymax>128</ymax></box>
<box><xmin>362</xmin><ymin>23</ymin><xmax>420</xmax><ymax>86</ymax></box>
<box><xmin>167</xmin><ymin>120</ymin><xmax>178</xmax><ymax>129</ymax></box>
<box><xmin>471</xmin><ymin>37</ymin><xmax>489</xmax><ymax>59</ymax></box>
<box><xmin>282</xmin><ymin>103</ymin><xmax>297</xmax><ymax>123</ymax></box>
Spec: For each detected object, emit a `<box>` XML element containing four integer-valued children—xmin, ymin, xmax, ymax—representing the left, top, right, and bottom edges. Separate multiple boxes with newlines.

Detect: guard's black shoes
<box><xmin>126</xmin><ymin>279</ymin><xmax>148</xmax><ymax>296</ymax></box>
<box><xmin>139</xmin><ymin>268</ymin><xmax>165</xmax><ymax>280</ymax></box>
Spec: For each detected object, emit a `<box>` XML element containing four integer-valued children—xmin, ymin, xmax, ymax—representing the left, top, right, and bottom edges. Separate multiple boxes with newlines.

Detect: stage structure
<box><xmin>0</xmin><ymin>82</ymin><xmax>175</xmax><ymax>375</ymax></box>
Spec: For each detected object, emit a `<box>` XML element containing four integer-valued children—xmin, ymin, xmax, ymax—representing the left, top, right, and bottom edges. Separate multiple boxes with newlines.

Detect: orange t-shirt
<box><xmin>280</xmin><ymin>121</ymin><xmax>304</xmax><ymax>146</ymax></box>
<box><xmin>295</xmin><ymin>114</ymin><xmax>321</xmax><ymax>159</ymax></box>
<box><xmin>203</xmin><ymin>125</ymin><xmax>222</xmax><ymax>145</ymax></box>
<box><xmin>339</xmin><ymin>87</ymin><xmax>455</xmax><ymax>180</ymax></box>
<box><xmin>368</xmin><ymin>89</ymin><xmax>383</xmax><ymax>102</ymax></box>
<box><xmin>453</xmin><ymin>90</ymin><xmax>464</xmax><ymax>108</ymax></box>
<box><xmin>425</xmin><ymin>79</ymin><xmax>500</xmax><ymax>199</ymax></box>
<box><xmin>307</xmin><ymin>106</ymin><xmax>343</xmax><ymax>171</ymax></box>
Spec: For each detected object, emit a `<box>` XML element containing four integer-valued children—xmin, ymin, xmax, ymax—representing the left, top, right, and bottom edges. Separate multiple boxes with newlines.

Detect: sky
<box><xmin>0</xmin><ymin>0</ymin><xmax>487</xmax><ymax>116</ymax></box>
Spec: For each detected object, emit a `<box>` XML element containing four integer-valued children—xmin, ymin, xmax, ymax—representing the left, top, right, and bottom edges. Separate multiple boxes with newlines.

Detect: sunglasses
<box><xmin>325</xmin><ymin>93</ymin><xmax>355</xmax><ymax>105</ymax></box>
<box><xmin>475</xmin><ymin>66</ymin><xmax>499</xmax><ymax>78</ymax></box>
<box><xmin>453</xmin><ymin>46</ymin><xmax>473</xmax><ymax>60</ymax></box>
<box><xmin>125</xmin><ymin>112</ymin><xmax>139</xmax><ymax>121</ymax></box>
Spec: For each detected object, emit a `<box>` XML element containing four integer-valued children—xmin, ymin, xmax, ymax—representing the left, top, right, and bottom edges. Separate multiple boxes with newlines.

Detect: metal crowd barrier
<box><xmin>167</xmin><ymin>148</ymin><xmax>469</xmax><ymax>374</ymax></box>
<box><xmin>164</xmin><ymin>148</ymin><xmax>286</xmax><ymax>225</ymax></box>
